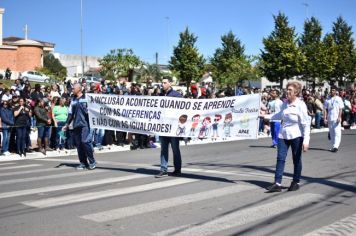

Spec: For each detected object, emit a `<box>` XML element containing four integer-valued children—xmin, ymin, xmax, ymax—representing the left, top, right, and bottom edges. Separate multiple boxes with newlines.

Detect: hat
<box><xmin>11</xmin><ymin>85</ymin><xmax>17</xmax><ymax>90</ymax></box>
<box><xmin>2</xmin><ymin>96</ymin><xmax>9</xmax><ymax>102</ymax></box>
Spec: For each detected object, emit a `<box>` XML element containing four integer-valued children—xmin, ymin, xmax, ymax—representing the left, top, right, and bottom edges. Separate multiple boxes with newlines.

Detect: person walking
<box><xmin>324</xmin><ymin>86</ymin><xmax>344</xmax><ymax>152</ymax></box>
<box><xmin>267</xmin><ymin>89</ymin><xmax>283</xmax><ymax>148</ymax></box>
<box><xmin>266</xmin><ymin>81</ymin><xmax>310</xmax><ymax>192</ymax></box>
<box><xmin>155</xmin><ymin>77</ymin><xmax>183</xmax><ymax>178</ymax></box>
<box><xmin>64</xmin><ymin>83</ymin><xmax>96</xmax><ymax>170</ymax></box>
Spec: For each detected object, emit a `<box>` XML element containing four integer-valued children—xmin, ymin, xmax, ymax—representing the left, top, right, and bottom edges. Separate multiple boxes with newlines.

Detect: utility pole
<box><xmin>80</xmin><ymin>0</ymin><xmax>84</xmax><ymax>77</ymax></box>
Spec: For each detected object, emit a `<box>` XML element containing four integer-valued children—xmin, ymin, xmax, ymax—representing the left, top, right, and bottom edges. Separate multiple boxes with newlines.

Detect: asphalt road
<box><xmin>0</xmin><ymin>129</ymin><xmax>355</xmax><ymax>236</ymax></box>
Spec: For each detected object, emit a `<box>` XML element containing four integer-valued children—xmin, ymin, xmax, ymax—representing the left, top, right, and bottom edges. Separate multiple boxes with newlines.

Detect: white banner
<box><xmin>87</xmin><ymin>93</ymin><xmax>261</xmax><ymax>139</ymax></box>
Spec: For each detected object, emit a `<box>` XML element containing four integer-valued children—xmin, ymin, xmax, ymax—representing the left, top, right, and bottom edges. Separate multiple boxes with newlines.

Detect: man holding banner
<box><xmin>155</xmin><ymin>77</ymin><xmax>183</xmax><ymax>178</ymax></box>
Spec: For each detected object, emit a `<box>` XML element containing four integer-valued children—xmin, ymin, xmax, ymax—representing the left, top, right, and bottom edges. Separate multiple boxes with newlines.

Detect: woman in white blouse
<box><xmin>266</xmin><ymin>81</ymin><xmax>310</xmax><ymax>193</ymax></box>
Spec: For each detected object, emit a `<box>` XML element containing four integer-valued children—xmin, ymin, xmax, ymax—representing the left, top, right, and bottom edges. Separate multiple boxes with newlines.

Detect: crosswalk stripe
<box><xmin>37</xmin><ymin>158</ymin><xmax>275</xmax><ymax>179</ymax></box>
<box><xmin>154</xmin><ymin>193</ymin><xmax>323</xmax><ymax>236</ymax></box>
<box><xmin>22</xmin><ymin>178</ymin><xmax>198</xmax><ymax>208</ymax></box>
<box><xmin>303</xmin><ymin>213</ymin><xmax>356</xmax><ymax>236</ymax></box>
<box><xmin>0</xmin><ymin>162</ymin><xmax>16</xmax><ymax>166</ymax></box>
<box><xmin>0</xmin><ymin>169</ymin><xmax>107</xmax><ymax>186</ymax></box>
<box><xmin>0</xmin><ymin>166</ymin><xmax>68</xmax><ymax>177</ymax></box>
<box><xmin>80</xmin><ymin>184</ymin><xmax>258</xmax><ymax>222</ymax></box>
<box><xmin>0</xmin><ymin>164</ymin><xmax>42</xmax><ymax>170</ymax></box>
<box><xmin>0</xmin><ymin>173</ymin><xmax>150</xmax><ymax>200</ymax></box>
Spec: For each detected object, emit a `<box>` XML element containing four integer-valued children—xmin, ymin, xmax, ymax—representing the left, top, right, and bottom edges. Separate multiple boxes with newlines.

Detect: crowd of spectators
<box><xmin>0</xmin><ymin>76</ymin><xmax>354</xmax><ymax>157</ymax></box>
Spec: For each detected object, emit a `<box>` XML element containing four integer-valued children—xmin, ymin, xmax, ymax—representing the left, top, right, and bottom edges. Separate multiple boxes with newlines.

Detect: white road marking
<box><xmin>154</xmin><ymin>193</ymin><xmax>323</xmax><ymax>236</ymax></box>
<box><xmin>0</xmin><ymin>164</ymin><xmax>42</xmax><ymax>170</ymax></box>
<box><xmin>304</xmin><ymin>213</ymin><xmax>356</xmax><ymax>236</ymax></box>
<box><xmin>22</xmin><ymin>178</ymin><xmax>198</xmax><ymax>208</ymax></box>
<box><xmin>0</xmin><ymin>173</ymin><xmax>150</xmax><ymax>199</ymax></box>
<box><xmin>81</xmin><ymin>184</ymin><xmax>257</xmax><ymax>222</ymax></box>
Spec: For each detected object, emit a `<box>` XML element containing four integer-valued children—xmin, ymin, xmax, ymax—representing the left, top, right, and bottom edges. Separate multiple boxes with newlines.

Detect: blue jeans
<box><xmin>37</xmin><ymin>126</ymin><xmax>50</xmax><ymax>139</ymax></box>
<box><xmin>315</xmin><ymin>111</ymin><xmax>322</xmax><ymax>129</ymax></box>
<box><xmin>270</xmin><ymin>122</ymin><xmax>281</xmax><ymax>145</ymax></box>
<box><xmin>16</xmin><ymin>127</ymin><xmax>27</xmax><ymax>153</ymax></box>
<box><xmin>275</xmin><ymin>137</ymin><xmax>303</xmax><ymax>184</ymax></box>
<box><xmin>94</xmin><ymin>128</ymin><xmax>104</xmax><ymax>147</ymax></box>
<box><xmin>160</xmin><ymin>136</ymin><xmax>181</xmax><ymax>172</ymax></box>
<box><xmin>73</xmin><ymin>126</ymin><xmax>95</xmax><ymax>166</ymax></box>
<box><xmin>2</xmin><ymin>128</ymin><xmax>10</xmax><ymax>153</ymax></box>
<box><xmin>56</xmin><ymin>122</ymin><xmax>66</xmax><ymax>149</ymax></box>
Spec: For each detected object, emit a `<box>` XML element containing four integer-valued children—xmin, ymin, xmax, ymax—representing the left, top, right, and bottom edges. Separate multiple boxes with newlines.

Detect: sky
<box><xmin>1</xmin><ymin>0</ymin><xmax>355</xmax><ymax>64</ymax></box>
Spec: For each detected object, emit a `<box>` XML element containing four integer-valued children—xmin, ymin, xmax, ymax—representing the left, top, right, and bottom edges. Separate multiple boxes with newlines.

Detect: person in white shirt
<box><xmin>324</xmin><ymin>86</ymin><xmax>344</xmax><ymax>152</ymax></box>
<box><xmin>266</xmin><ymin>81</ymin><xmax>310</xmax><ymax>193</ymax></box>
<box><xmin>267</xmin><ymin>89</ymin><xmax>283</xmax><ymax>148</ymax></box>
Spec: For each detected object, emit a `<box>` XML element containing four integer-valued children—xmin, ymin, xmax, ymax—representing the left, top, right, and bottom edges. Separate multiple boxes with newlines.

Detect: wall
<box><xmin>16</xmin><ymin>45</ymin><xmax>43</xmax><ymax>71</ymax></box>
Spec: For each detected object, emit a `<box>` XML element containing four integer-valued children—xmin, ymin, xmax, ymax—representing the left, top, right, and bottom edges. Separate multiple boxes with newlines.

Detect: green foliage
<box><xmin>99</xmin><ymin>48</ymin><xmax>142</xmax><ymax>81</ymax></box>
<box><xmin>299</xmin><ymin>17</ymin><xmax>337</xmax><ymax>85</ymax></box>
<box><xmin>169</xmin><ymin>27</ymin><xmax>205</xmax><ymax>87</ymax></box>
<box><xmin>260</xmin><ymin>12</ymin><xmax>305</xmax><ymax>88</ymax></box>
<box><xmin>211</xmin><ymin>31</ymin><xmax>257</xmax><ymax>86</ymax></box>
<box><xmin>135</xmin><ymin>63</ymin><xmax>162</xmax><ymax>83</ymax></box>
<box><xmin>38</xmin><ymin>53</ymin><xmax>67</xmax><ymax>81</ymax></box>
<box><xmin>331</xmin><ymin>16</ymin><xmax>356</xmax><ymax>82</ymax></box>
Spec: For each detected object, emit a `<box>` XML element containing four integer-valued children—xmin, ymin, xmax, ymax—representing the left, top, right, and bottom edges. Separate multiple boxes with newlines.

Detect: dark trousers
<box><xmin>73</xmin><ymin>126</ymin><xmax>95</xmax><ymax>166</ymax></box>
<box><xmin>159</xmin><ymin>136</ymin><xmax>182</xmax><ymax>172</ymax></box>
<box><xmin>275</xmin><ymin>137</ymin><xmax>303</xmax><ymax>184</ymax></box>
<box><xmin>16</xmin><ymin>127</ymin><xmax>27</xmax><ymax>154</ymax></box>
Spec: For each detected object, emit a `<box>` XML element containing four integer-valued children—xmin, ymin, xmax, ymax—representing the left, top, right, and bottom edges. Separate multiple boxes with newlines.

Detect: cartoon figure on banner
<box><xmin>223</xmin><ymin>113</ymin><xmax>233</xmax><ymax>139</ymax></box>
<box><xmin>198</xmin><ymin>116</ymin><xmax>211</xmax><ymax>139</ymax></box>
<box><xmin>212</xmin><ymin>114</ymin><xmax>222</xmax><ymax>140</ymax></box>
<box><xmin>176</xmin><ymin>114</ymin><xmax>188</xmax><ymax>136</ymax></box>
<box><xmin>189</xmin><ymin>114</ymin><xmax>200</xmax><ymax>136</ymax></box>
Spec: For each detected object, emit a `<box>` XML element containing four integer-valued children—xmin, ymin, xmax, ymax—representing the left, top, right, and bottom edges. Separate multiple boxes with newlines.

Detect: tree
<box><xmin>169</xmin><ymin>27</ymin><xmax>205</xmax><ymax>89</ymax></box>
<box><xmin>135</xmin><ymin>63</ymin><xmax>162</xmax><ymax>83</ymax></box>
<box><xmin>211</xmin><ymin>31</ymin><xmax>257</xmax><ymax>86</ymax></box>
<box><xmin>37</xmin><ymin>53</ymin><xmax>67</xmax><ymax>81</ymax></box>
<box><xmin>331</xmin><ymin>16</ymin><xmax>356</xmax><ymax>84</ymax></box>
<box><xmin>260</xmin><ymin>12</ymin><xmax>305</xmax><ymax>88</ymax></box>
<box><xmin>99</xmin><ymin>48</ymin><xmax>142</xmax><ymax>81</ymax></box>
<box><xmin>299</xmin><ymin>17</ymin><xmax>335</xmax><ymax>88</ymax></box>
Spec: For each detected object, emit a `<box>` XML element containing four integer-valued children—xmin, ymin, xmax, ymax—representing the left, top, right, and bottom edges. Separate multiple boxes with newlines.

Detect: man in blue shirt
<box><xmin>64</xmin><ymin>83</ymin><xmax>96</xmax><ymax>170</ymax></box>
<box><xmin>155</xmin><ymin>77</ymin><xmax>183</xmax><ymax>178</ymax></box>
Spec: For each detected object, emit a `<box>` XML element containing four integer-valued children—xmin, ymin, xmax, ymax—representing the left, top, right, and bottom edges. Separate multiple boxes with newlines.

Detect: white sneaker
<box><xmin>3</xmin><ymin>151</ymin><xmax>11</xmax><ymax>156</ymax></box>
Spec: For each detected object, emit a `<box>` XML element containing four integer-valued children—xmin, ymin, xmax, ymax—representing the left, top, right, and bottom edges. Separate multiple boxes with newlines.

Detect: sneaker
<box><xmin>88</xmin><ymin>163</ymin><xmax>96</xmax><ymax>170</ymax></box>
<box><xmin>288</xmin><ymin>181</ymin><xmax>300</xmax><ymax>191</ymax></box>
<box><xmin>170</xmin><ymin>170</ymin><xmax>182</xmax><ymax>177</ymax></box>
<box><xmin>76</xmin><ymin>164</ymin><xmax>87</xmax><ymax>170</ymax></box>
<box><xmin>270</xmin><ymin>144</ymin><xmax>277</xmax><ymax>148</ymax></box>
<box><xmin>266</xmin><ymin>183</ymin><xmax>282</xmax><ymax>193</ymax></box>
<box><xmin>330</xmin><ymin>147</ymin><xmax>338</xmax><ymax>153</ymax></box>
<box><xmin>3</xmin><ymin>151</ymin><xmax>11</xmax><ymax>156</ymax></box>
<box><xmin>155</xmin><ymin>171</ymin><xmax>168</xmax><ymax>178</ymax></box>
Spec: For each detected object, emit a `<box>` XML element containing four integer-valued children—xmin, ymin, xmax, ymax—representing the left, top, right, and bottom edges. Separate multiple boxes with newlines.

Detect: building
<box><xmin>52</xmin><ymin>53</ymin><xmax>101</xmax><ymax>78</ymax></box>
<box><xmin>0</xmin><ymin>8</ymin><xmax>55</xmax><ymax>79</ymax></box>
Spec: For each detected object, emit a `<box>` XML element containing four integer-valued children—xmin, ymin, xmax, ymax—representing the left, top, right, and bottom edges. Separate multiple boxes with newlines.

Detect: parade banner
<box><xmin>87</xmin><ymin>93</ymin><xmax>261</xmax><ymax>140</ymax></box>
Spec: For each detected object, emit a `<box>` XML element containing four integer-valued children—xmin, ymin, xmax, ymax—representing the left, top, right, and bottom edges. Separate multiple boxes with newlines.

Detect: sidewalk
<box><xmin>0</xmin><ymin>126</ymin><xmax>354</xmax><ymax>162</ymax></box>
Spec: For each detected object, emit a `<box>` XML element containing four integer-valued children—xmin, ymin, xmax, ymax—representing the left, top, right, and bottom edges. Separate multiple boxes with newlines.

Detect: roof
<box><xmin>3</xmin><ymin>36</ymin><xmax>55</xmax><ymax>48</ymax></box>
